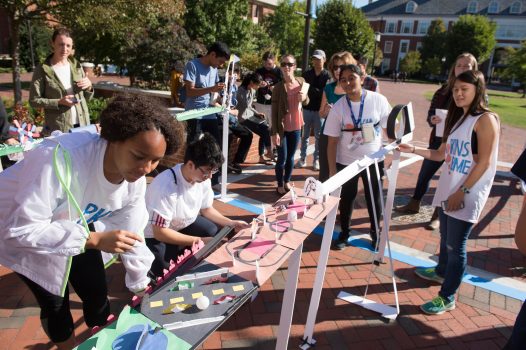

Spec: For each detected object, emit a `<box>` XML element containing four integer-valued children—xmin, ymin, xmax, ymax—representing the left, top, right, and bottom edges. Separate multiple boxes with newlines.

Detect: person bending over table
<box><xmin>145</xmin><ymin>133</ymin><xmax>249</xmax><ymax>276</ymax></box>
<box><xmin>0</xmin><ymin>94</ymin><xmax>183</xmax><ymax>349</ymax></box>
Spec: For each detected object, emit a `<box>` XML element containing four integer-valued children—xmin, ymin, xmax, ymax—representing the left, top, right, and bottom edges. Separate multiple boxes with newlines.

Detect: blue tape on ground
<box><xmin>224</xmin><ymin>195</ymin><xmax>526</xmax><ymax>301</ymax></box>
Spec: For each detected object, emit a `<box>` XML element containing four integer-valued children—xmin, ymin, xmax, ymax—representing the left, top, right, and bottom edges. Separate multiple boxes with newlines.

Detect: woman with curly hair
<box><xmin>0</xmin><ymin>93</ymin><xmax>184</xmax><ymax>349</ymax></box>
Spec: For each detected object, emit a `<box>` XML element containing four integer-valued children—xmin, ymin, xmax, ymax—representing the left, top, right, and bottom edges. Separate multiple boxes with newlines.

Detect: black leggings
<box><xmin>337</xmin><ymin>162</ymin><xmax>383</xmax><ymax>240</ymax></box>
<box><xmin>17</xmin><ymin>249</ymin><xmax>110</xmax><ymax>343</ymax></box>
<box><xmin>146</xmin><ymin>215</ymin><xmax>219</xmax><ymax>276</ymax></box>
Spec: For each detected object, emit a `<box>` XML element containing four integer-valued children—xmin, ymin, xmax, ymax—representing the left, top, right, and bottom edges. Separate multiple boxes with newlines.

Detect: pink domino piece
<box><xmin>163</xmin><ymin>269</ymin><xmax>169</xmax><ymax>277</ymax></box>
<box><xmin>90</xmin><ymin>325</ymin><xmax>101</xmax><ymax>335</ymax></box>
<box><xmin>144</xmin><ymin>285</ymin><xmax>153</xmax><ymax>294</ymax></box>
<box><xmin>131</xmin><ymin>295</ymin><xmax>141</xmax><ymax>307</ymax></box>
<box><xmin>106</xmin><ymin>314</ymin><xmax>116</xmax><ymax>324</ymax></box>
<box><xmin>156</xmin><ymin>276</ymin><xmax>163</xmax><ymax>284</ymax></box>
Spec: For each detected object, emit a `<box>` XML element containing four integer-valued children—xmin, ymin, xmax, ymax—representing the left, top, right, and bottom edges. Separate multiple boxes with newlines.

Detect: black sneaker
<box><xmin>332</xmin><ymin>238</ymin><xmax>348</xmax><ymax>250</ymax></box>
<box><xmin>228</xmin><ymin>163</ymin><xmax>242</xmax><ymax>174</ymax></box>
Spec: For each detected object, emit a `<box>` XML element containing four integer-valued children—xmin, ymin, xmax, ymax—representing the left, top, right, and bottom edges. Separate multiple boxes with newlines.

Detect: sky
<box><xmin>317</xmin><ymin>0</ymin><xmax>369</xmax><ymax>8</ymax></box>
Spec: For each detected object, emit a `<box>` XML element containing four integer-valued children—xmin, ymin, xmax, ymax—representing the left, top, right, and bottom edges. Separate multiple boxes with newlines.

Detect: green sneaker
<box><xmin>415</xmin><ymin>267</ymin><xmax>444</xmax><ymax>284</ymax></box>
<box><xmin>420</xmin><ymin>296</ymin><xmax>455</xmax><ymax>315</ymax></box>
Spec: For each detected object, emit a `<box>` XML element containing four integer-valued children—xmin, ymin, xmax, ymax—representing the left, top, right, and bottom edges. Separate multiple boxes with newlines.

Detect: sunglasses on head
<box><xmin>280</xmin><ymin>62</ymin><xmax>295</xmax><ymax>67</ymax></box>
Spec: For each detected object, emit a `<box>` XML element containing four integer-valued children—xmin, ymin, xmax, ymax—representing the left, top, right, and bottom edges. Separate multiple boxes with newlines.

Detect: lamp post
<box><xmin>371</xmin><ymin>32</ymin><xmax>381</xmax><ymax>76</ymax></box>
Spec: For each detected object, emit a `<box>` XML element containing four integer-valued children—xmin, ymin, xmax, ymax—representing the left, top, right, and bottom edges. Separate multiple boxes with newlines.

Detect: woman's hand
<box><xmin>397</xmin><ymin>143</ymin><xmax>415</xmax><ymax>153</ymax></box>
<box><xmin>230</xmin><ymin>220</ymin><xmax>250</xmax><ymax>231</ymax></box>
<box><xmin>272</xmin><ymin>134</ymin><xmax>280</xmax><ymax>147</ymax></box>
<box><xmin>299</xmin><ymin>91</ymin><xmax>308</xmax><ymax>102</ymax></box>
<box><xmin>446</xmin><ymin>190</ymin><xmax>465</xmax><ymax>212</ymax></box>
<box><xmin>58</xmin><ymin>95</ymin><xmax>79</xmax><ymax>107</ymax></box>
<box><xmin>430</xmin><ymin>115</ymin><xmax>442</xmax><ymax>125</ymax></box>
<box><xmin>87</xmin><ymin>230</ymin><xmax>143</xmax><ymax>253</ymax></box>
<box><xmin>75</xmin><ymin>77</ymin><xmax>93</xmax><ymax>91</ymax></box>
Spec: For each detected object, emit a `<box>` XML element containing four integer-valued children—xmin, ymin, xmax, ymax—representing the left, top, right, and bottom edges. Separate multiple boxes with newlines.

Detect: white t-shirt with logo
<box><xmin>52</xmin><ymin>63</ymin><xmax>79</xmax><ymax>126</ymax></box>
<box><xmin>323</xmin><ymin>91</ymin><xmax>391</xmax><ymax>165</ymax></box>
<box><xmin>145</xmin><ymin>164</ymin><xmax>214</xmax><ymax>238</ymax></box>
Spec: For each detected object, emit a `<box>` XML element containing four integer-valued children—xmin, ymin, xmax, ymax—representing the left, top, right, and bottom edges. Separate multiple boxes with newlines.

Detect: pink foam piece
<box><xmin>287</xmin><ymin>203</ymin><xmax>308</xmax><ymax>214</ymax></box>
<box><xmin>244</xmin><ymin>237</ymin><xmax>274</xmax><ymax>257</ymax></box>
<box><xmin>145</xmin><ymin>285</ymin><xmax>153</xmax><ymax>294</ymax></box>
<box><xmin>131</xmin><ymin>295</ymin><xmax>141</xmax><ymax>307</ymax></box>
<box><xmin>91</xmin><ymin>326</ymin><xmax>100</xmax><ymax>335</ymax></box>
<box><xmin>270</xmin><ymin>220</ymin><xmax>292</xmax><ymax>233</ymax></box>
<box><xmin>156</xmin><ymin>276</ymin><xmax>163</xmax><ymax>284</ymax></box>
<box><xmin>106</xmin><ymin>314</ymin><xmax>115</xmax><ymax>324</ymax></box>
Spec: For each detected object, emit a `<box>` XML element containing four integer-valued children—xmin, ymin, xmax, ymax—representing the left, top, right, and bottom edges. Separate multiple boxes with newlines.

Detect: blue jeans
<box><xmin>413</xmin><ymin>136</ymin><xmax>443</xmax><ymax>200</ymax></box>
<box><xmin>300</xmin><ymin>109</ymin><xmax>321</xmax><ymax>162</ymax></box>
<box><xmin>275</xmin><ymin>130</ymin><xmax>301</xmax><ymax>187</ymax></box>
<box><xmin>504</xmin><ymin>301</ymin><xmax>526</xmax><ymax>350</ymax></box>
<box><xmin>435</xmin><ymin>209</ymin><xmax>474</xmax><ymax>302</ymax></box>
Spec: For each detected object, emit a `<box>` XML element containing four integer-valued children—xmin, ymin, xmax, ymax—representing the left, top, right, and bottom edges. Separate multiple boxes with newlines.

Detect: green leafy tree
<box><xmin>18</xmin><ymin>19</ymin><xmax>52</xmax><ymax>71</ymax></box>
<box><xmin>262</xmin><ymin>0</ymin><xmax>306</xmax><ymax>62</ymax></box>
<box><xmin>124</xmin><ymin>17</ymin><xmax>204</xmax><ymax>88</ymax></box>
<box><xmin>422</xmin><ymin>57</ymin><xmax>442</xmax><ymax>77</ymax></box>
<box><xmin>446</xmin><ymin>14</ymin><xmax>496</xmax><ymax>66</ymax></box>
<box><xmin>399</xmin><ymin>51</ymin><xmax>422</xmax><ymax>77</ymax></box>
<box><xmin>184</xmin><ymin>0</ymin><xmax>267</xmax><ymax>54</ymax></box>
<box><xmin>420</xmin><ymin>19</ymin><xmax>447</xmax><ymax>63</ymax></box>
<box><xmin>502</xmin><ymin>42</ymin><xmax>526</xmax><ymax>97</ymax></box>
<box><xmin>314</xmin><ymin>0</ymin><xmax>374</xmax><ymax>62</ymax></box>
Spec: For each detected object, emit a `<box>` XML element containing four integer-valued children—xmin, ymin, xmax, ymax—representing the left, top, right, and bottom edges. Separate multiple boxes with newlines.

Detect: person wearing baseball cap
<box><xmin>296</xmin><ymin>49</ymin><xmax>330</xmax><ymax>171</ymax></box>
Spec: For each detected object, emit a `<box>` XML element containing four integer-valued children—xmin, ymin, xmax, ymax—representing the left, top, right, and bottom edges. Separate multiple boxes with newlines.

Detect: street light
<box><xmin>371</xmin><ymin>32</ymin><xmax>381</xmax><ymax>76</ymax></box>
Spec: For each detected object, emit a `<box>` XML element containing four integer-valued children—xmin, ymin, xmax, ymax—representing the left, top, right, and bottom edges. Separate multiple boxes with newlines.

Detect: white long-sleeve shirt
<box><xmin>0</xmin><ymin>132</ymin><xmax>154</xmax><ymax>296</ymax></box>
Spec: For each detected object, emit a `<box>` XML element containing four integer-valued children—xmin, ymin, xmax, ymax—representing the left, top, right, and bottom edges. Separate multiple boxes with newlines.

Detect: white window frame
<box><xmin>418</xmin><ymin>21</ymin><xmax>430</xmax><ymax>34</ymax></box>
<box><xmin>385</xmin><ymin>21</ymin><xmax>397</xmax><ymax>33</ymax></box>
<box><xmin>416</xmin><ymin>42</ymin><xmax>423</xmax><ymax>51</ymax></box>
<box><xmin>488</xmin><ymin>1</ymin><xmax>499</xmax><ymax>14</ymax></box>
<box><xmin>467</xmin><ymin>1</ymin><xmax>478</xmax><ymax>14</ymax></box>
<box><xmin>401</xmin><ymin>21</ymin><xmax>413</xmax><ymax>34</ymax></box>
<box><xmin>406</xmin><ymin>1</ymin><xmax>417</xmax><ymax>13</ymax></box>
<box><xmin>384</xmin><ymin>41</ymin><xmax>393</xmax><ymax>54</ymax></box>
<box><xmin>510</xmin><ymin>1</ymin><xmax>522</xmax><ymax>14</ymax></box>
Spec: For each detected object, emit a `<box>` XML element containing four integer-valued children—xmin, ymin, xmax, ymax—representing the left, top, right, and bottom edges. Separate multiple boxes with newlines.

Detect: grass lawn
<box><xmin>424</xmin><ymin>89</ymin><xmax>526</xmax><ymax>129</ymax></box>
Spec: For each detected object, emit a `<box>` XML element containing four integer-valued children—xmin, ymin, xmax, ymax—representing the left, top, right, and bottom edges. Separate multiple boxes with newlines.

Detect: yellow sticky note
<box><xmin>233</xmin><ymin>285</ymin><xmax>245</xmax><ymax>292</ymax></box>
<box><xmin>192</xmin><ymin>292</ymin><xmax>204</xmax><ymax>299</ymax></box>
<box><xmin>170</xmin><ymin>297</ymin><xmax>184</xmax><ymax>304</ymax></box>
<box><xmin>212</xmin><ymin>288</ymin><xmax>225</xmax><ymax>295</ymax></box>
<box><xmin>150</xmin><ymin>300</ymin><xmax>163</xmax><ymax>308</ymax></box>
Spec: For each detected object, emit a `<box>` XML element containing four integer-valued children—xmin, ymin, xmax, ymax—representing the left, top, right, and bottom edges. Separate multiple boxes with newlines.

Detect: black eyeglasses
<box><xmin>198</xmin><ymin>166</ymin><xmax>219</xmax><ymax>177</ymax></box>
<box><xmin>280</xmin><ymin>62</ymin><xmax>296</xmax><ymax>68</ymax></box>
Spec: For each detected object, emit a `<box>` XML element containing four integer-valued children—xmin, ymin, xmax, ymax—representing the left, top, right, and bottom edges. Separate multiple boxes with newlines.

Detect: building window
<box><xmin>510</xmin><ymin>1</ymin><xmax>521</xmax><ymax>14</ymax></box>
<box><xmin>416</xmin><ymin>42</ymin><xmax>423</xmax><ymax>51</ymax></box>
<box><xmin>400</xmin><ymin>41</ymin><xmax>409</xmax><ymax>54</ymax></box>
<box><xmin>418</xmin><ymin>21</ymin><xmax>430</xmax><ymax>34</ymax></box>
<box><xmin>467</xmin><ymin>1</ymin><xmax>478</xmax><ymax>13</ymax></box>
<box><xmin>488</xmin><ymin>1</ymin><xmax>499</xmax><ymax>14</ymax></box>
<box><xmin>384</xmin><ymin>41</ymin><xmax>393</xmax><ymax>54</ymax></box>
<box><xmin>406</xmin><ymin>1</ymin><xmax>417</xmax><ymax>13</ymax></box>
<box><xmin>401</xmin><ymin>21</ymin><xmax>413</xmax><ymax>34</ymax></box>
<box><xmin>496</xmin><ymin>24</ymin><xmax>526</xmax><ymax>39</ymax></box>
<box><xmin>382</xmin><ymin>58</ymin><xmax>391</xmax><ymax>73</ymax></box>
<box><xmin>385</xmin><ymin>21</ymin><xmax>396</xmax><ymax>33</ymax></box>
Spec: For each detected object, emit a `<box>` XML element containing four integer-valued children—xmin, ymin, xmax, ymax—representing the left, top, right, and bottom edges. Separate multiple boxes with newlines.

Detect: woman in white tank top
<box><xmin>399</xmin><ymin>70</ymin><xmax>500</xmax><ymax>315</ymax></box>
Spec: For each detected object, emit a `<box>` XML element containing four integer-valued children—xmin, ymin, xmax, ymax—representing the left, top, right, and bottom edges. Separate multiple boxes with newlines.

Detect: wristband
<box><xmin>460</xmin><ymin>185</ymin><xmax>470</xmax><ymax>194</ymax></box>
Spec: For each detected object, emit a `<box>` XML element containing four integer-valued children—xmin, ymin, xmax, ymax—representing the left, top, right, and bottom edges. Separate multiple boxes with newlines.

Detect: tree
<box><xmin>18</xmin><ymin>19</ymin><xmax>52</xmax><ymax>71</ymax></box>
<box><xmin>314</xmin><ymin>0</ymin><xmax>374</xmax><ymax>63</ymax></box>
<box><xmin>446</xmin><ymin>14</ymin><xmax>496</xmax><ymax>66</ymax></box>
<box><xmin>184</xmin><ymin>0</ymin><xmax>267</xmax><ymax>54</ymax></box>
<box><xmin>422</xmin><ymin>56</ymin><xmax>442</xmax><ymax>77</ymax></box>
<box><xmin>502</xmin><ymin>42</ymin><xmax>526</xmax><ymax>98</ymax></box>
<box><xmin>420</xmin><ymin>19</ymin><xmax>447</xmax><ymax>63</ymax></box>
<box><xmin>124</xmin><ymin>17</ymin><xmax>204</xmax><ymax>88</ymax></box>
<box><xmin>261</xmin><ymin>0</ymin><xmax>306</xmax><ymax>62</ymax></box>
<box><xmin>399</xmin><ymin>51</ymin><xmax>422</xmax><ymax>77</ymax></box>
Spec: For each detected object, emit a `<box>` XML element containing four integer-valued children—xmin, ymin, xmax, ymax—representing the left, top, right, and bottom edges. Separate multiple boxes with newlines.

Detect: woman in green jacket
<box><xmin>29</xmin><ymin>28</ymin><xmax>93</xmax><ymax>135</ymax></box>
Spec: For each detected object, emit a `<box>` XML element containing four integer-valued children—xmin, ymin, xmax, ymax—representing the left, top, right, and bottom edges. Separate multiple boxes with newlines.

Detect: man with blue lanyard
<box><xmin>324</xmin><ymin>64</ymin><xmax>391</xmax><ymax>250</ymax></box>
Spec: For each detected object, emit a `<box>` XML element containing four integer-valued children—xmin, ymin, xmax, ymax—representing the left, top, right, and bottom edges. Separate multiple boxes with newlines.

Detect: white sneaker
<box><xmin>313</xmin><ymin>159</ymin><xmax>319</xmax><ymax>171</ymax></box>
<box><xmin>295</xmin><ymin>158</ymin><xmax>306</xmax><ymax>168</ymax></box>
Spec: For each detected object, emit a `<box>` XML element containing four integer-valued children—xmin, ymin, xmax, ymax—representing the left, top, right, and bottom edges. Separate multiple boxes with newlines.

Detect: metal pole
<box><xmin>371</xmin><ymin>38</ymin><xmax>377</xmax><ymax>76</ymax></box>
<box><xmin>27</xmin><ymin>19</ymin><xmax>35</xmax><ymax>71</ymax></box>
<box><xmin>301</xmin><ymin>0</ymin><xmax>312</xmax><ymax>73</ymax></box>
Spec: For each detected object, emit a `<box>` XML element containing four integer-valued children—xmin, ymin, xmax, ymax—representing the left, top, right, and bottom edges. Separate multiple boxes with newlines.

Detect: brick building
<box><xmin>248</xmin><ymin>0</ymin><xmax>278</xmax><ymax>23</ymax></box>
<box><xmin>362</xmin><ymin>0</ymin><xmax>526</xmax><ymax>77</ymax></box>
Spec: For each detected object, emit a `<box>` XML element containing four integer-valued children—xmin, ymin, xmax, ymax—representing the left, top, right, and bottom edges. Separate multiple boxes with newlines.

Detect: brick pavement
<box><xmin>0</xmin><ymin>79</ymin><xmax>524</xmax><ymax>349</ymax></box>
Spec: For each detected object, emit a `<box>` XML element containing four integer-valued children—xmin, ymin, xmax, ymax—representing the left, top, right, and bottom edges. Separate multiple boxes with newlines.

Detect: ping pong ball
<box><xmin>196</xmin><ymin>296</ymin><xmax>210</xmax><ymax>310</ymax></box>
